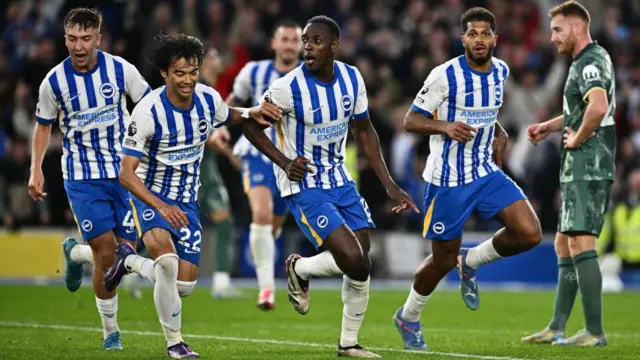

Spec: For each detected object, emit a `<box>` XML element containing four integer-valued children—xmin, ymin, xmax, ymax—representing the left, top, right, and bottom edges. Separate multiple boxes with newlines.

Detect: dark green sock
<box><xmin>548</xmin><ymin>257</ymin><xmax>579</xmax><ymax>331</ymax></box>
<box><xmin>214</xmin><ymin>218</ymin><xmax>233</xmax><ymax>272</ymax></box>
<box><xmin>573</xmin><ymin>250</ymin><xmax>604</xmax><ymax>335</ymax></box>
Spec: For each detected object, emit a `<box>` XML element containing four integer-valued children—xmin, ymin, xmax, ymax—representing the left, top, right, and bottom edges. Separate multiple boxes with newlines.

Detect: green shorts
<box><xmin>558</xmin><ymin>180</ymin><xmax>612</xmax><ymax>236</ymax></box>
<box><xmin>198</xmin><ymin>159</ymin><xmax>230</xmax><ymax>216</ymax></box>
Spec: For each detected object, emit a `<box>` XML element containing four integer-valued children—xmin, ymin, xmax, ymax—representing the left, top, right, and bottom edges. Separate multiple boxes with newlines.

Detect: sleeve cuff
<box><xmin>122</xmin><ymin>147</ymin><xmax>143</xmax><ymax>158</ymax></box>
<box><xmin>410</xmin><ymin>104</ymin><xmax>433</xmax><ymax>118</ymax></box>
<box><xmin>582</xmin><ymin>86</ymin><xmax>606</xmax><ymax>103</ymax></box>
<box><xmin>214</xmin><ymin>108</ymin><xmax>231</xmax><ymax>128</ymax></box>
<box><xmin>35</xmin><ymin>116</ymin><xmax>55</xmax><ymax>125</ymax></box>
<box><xmin>352</xmin><ymin>110</ymin><xmax>369</xmax><ymax>120</ymax></box>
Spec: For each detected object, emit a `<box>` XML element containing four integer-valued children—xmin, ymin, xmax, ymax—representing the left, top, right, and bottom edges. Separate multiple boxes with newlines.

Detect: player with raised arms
<box><xmin>102</xmin><ymin>33</ymin><xmax>279</xmax><ymax>358</ymax></box>
<box><xmin>28</xmin><ymin>7</ymin><xmax>151</xmax><ymax>350</ymax></box>
<box><xmin>391</xmin><ymin>7</ymin><xmax>543</xmax><ymax>350</ymax></box>
<box><xmin>522</xmin><ymin>1</ymin><xmax>614</xmax><ymax>346</ymax></box>
<box><xmin>242</xmin><ymin>15</ymin><xmax>417</xmax><ymax>358</ymax></box>
<box><xmin>211</xmin><ymin>18</ymin><xmax>302</xmax><ymax>309</ymax></box>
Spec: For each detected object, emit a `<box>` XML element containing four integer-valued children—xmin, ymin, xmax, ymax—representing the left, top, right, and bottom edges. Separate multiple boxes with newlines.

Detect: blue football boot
<box><xmin>457</xmin><ymin>248</ymin><xmax>479</xmax><ymax>310</ymax></box>
<box><xmin>103</xmin><ymin>331</ymin><xmax>123</xmax><ymax>350</ymax></box>
<box><xmin>393</xmin><ymin>307</ymin><xmax>428</xmax><ymax>350</ymax></box>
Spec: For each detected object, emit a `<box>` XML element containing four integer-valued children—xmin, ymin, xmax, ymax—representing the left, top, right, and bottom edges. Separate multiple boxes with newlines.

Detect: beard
<box><xmin>465</xmin><ymin>46</ymin><xmax>494</xmax><ymax>65</ymax></box>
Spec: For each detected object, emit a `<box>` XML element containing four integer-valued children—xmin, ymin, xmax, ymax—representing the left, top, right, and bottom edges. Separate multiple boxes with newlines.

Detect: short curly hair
<box><xmin>149</xmin><ymin>33</ymin><xmax>205</xmax><ymax>72</ymax></box>
<box><xmin>460</xmin><ymin>7</ymin><xmax>496</xmax><ymax>33</ymax></box>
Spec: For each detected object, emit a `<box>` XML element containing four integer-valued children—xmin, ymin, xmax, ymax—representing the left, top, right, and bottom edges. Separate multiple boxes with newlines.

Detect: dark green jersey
<box><xmin>560</xmin><ymin>42</ymin><xmax>616</xmax><ymax>183</ymax></box>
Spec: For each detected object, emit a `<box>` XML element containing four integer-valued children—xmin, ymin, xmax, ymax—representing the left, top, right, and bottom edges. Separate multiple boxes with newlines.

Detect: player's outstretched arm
<box><xmin>119</xmin><ymin>155</ymin><xmax>188</xmax><ymax>230</ymax></box>
<box><xmin>403</xmin><ymin>108</ymin><xmax>476</xmax><ymax>143</ymax></box>
<box><xmin>241</xmin><ymin>119</ymin><xmax>311</xmax><ymax>181</ymax></box>
<box><xmin>526</xmin><ymin>115</ymin><xmax>563</xmax><ymax>145</ymax></box>
<box><xmin>225</xmin><ymin>102</ymin><xmax>281</xmax><ymax>128</ymax></box>
<box><xmin>28</xmin><ymin>123</ymin><xmax>52</xmax><ymax>202</ymax></box>
<box><xmin>350</xmin><ymin>116</ymin><xmax>419</xmax><ymax>214</ymax></box>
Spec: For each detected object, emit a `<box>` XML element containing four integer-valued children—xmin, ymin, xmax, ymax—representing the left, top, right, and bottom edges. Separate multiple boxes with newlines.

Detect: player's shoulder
<box><xmin>491</xmin><ymin>57</ymin><xmax>510</xmax><ymax>75</ymax></box>
<box><xmin>195</xmin><ymin>83</ymin><xmax>223</xmax><ymax>99</ymax></box>
<box><xmin>134</xmin><ymin>87</ymin><xmax>164</xmax><ymax>113</ymax></box>
<box><xmin>40</xmin><ymin>62</ymin><xmax>65</xmax><ymax>89</ymax></box>
<box><xmin>579</xmin><ymin>44</ymin><xmax>612</xmax><ymax>66</ymax></box>
<box><xmin>269</xmin><ymin>65</ymin><xmax>301</xmax><ymax>90</ymax></box>
<box><xmin>240</xmin><ymin>59</ymin><xmax>272</xmax><ymax>73</ymax></box>
<box><xmin>431</xmin><ymin>62</ymin><xmax>452</xmax><ymax>77</ymax></box>
<box><xmin>335</xmin><ymin>60</ymin><xmax>364</xmax><ymax>81</ymax></box>
<box><xmin>422</xmin><ymin>61</ymin><xmax>452</xmax><ymax>85</ymax></box>
<box><xmin>103</xmin><ymin>51</ymin><xmax>135</xmax><ymax>68</ymax></box>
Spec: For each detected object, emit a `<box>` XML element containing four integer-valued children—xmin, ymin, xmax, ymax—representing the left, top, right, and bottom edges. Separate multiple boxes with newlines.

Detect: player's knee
<box><xmin>568</xmin><ymin>238</ymin><xmax>580</xmax><ymax>253</ymax></box>
<box><xmin>252</xmin><ymin>209</ymin><xmax>272</xmax><ymax>225</ymax></box>
<box><xmin>519</xmin><ymin>219</ymin><xmax>542</xmax><ymax>249</ymax></box>
<box><xmin>434</xmin><ymin>252</ymin><xmax>458</xmax><ymax>273</ymax></box>
<box><xmin>341</xmin><ymin>248</ymin><xmax>368</xmax><ymax>279</ymax></box>
<box><xmin>177</xmin><ymin>280</ymin><xmax>197</xmax><ymax>297</ymax></box>
<box><xmin>92</xmin><ymin>245</ymin><xmax>115</xmax><ymax>266</ymax></box>
<box><xmin>154</xmin><ymin>253</ymin><xmax>179</xmax><ymax>279</ymax></box>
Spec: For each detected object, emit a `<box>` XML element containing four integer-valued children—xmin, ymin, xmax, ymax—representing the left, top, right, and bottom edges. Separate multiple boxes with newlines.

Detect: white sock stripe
<box><xmin>250</xmin><ymin>223</ymin><xmax>273</xmax><ymax>234</ymax></box>
<box><xmin>466</xmin><ymin>238</ymin><xmax>502</xmax><ymax>269</ymax></box>
<box><xmin>295</xmin><ymin>251</ymin><xmax>343</xmax><ymax>280</ymax></box>
<box><xmin>70</xmin><ymin>244</ymin><xmax>94</xmax><ymax>264</ymax></box>
<box><xmin>154</xmin><ymin>254</ymin><xmax>182</xmax><ymax>345</ymax></box>
<box><xmin>250</xmin><ymin>223</ymin><xmax>276</xmax><ymax>291</ymax></box>
<box><xmin>153</xmin><ymin>253</ymin><xmax>179</xmax><ymax>267</ymax></box>
<box><xmin>340</xmin><ymin>275</ymin><xmax>370</xmax><ymax>348</ymax></box>
<box><xmin>95</xmin><ymin>295</ymin><xmax>119</xmax><ymax>336</ymax></box>
<box><xmin>401</xmin><ymin>286</ymin><xmax>429</xmax><ymax>322</ymax></box>
<box><xmin>176</xmin><ymin>280</ymin><xmax>197</xmax><ymax>297</ymax></box>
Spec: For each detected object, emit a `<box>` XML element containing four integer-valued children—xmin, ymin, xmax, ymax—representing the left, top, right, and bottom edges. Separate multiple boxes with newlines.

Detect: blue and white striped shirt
<box><xmin>411</xmin><ymin>56</ymin><xmax>509</xmax><ymax>187</ymax></box>
<box><xmin>261</xmin><ymin>61</ymin><xmax>368</xmax><ymax>197</ymax></box>
<box><xmin>36</xmin><ymin>50</ymin><xmax>151</xmax><ymax>180</ymax></box>
<box><xmin>122</xmin><ymin>85</ymin><xmax>230</xmax><ymax>203</ymax></box>
<box><xmin>232</xmin><ymin>59</ymin><xmax>294</xmax><ymax>161</ymax></box>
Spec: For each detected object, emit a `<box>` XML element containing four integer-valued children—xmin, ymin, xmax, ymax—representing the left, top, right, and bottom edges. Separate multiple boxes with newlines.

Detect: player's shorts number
<box><xmin>178</xmin><ymin>228</ymin><xmax>202</xmax><ymax>254</ymax></box>
<box><xmin>360</xmin><ymin>198</ymin><xmax>373</xmax><ymax>223</ymax></box>
<box><xmin>122</xmin><ymin>210</ymin><xmax>135</xmax><ymax>231</ymax></box>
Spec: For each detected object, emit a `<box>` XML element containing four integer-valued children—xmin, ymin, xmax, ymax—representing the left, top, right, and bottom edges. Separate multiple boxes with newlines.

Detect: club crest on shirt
<box><xmin>341</xmin><ymin>95</ymin><xmax>353</xmax><ymax>111</ymax></box>
<box><xmin>100</xmin><ymin>83</ymin><xmax>116</xmax><ymax>99</ymax></box>
<box><xmin>198</xmin><ymin>119</ymin><xmax>209</xmax><ymax>135</ymax></box>
<box><xmin>494</xmin><ymin>84</ymin><xmax>503</xmax><ymax>101</ymax></box>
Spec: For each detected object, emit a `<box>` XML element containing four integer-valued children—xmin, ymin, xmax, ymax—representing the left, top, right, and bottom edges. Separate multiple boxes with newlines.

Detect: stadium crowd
<box><xmin>0</xmin><ymin>0</ymin><xmax>638</xmax><ymax>235</ymax></box>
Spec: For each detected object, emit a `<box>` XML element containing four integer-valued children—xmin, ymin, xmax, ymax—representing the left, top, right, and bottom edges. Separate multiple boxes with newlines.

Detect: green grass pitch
<box><xmin>0</xmin><ymin>285</ymin><xmax>639</xmax><ymax>359</ymax></box>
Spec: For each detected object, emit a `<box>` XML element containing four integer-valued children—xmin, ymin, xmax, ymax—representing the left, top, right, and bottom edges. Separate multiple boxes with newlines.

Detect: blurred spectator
<box><xmin>598</xmin><ymin>168</ymin><xmax>640</xmax><ymax>287</ymax></box>
<box><xmin>0</xmin><ymin>136</ymin><xmax>50</xmax><ymax>230</ymax></box>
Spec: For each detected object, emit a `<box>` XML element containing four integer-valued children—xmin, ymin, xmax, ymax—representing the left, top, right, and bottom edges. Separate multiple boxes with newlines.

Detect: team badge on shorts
<box><xmin>142</xmin><ymin>209</ymin><xmax>155</xmax><ymax>221</ymax></box>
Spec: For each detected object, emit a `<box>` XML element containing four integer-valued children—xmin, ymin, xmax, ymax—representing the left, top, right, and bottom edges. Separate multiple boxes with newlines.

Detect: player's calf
<box><xmin>324</xmin><ymin>227</ymin><xmax>371</xmax><ymax>282</ymax></box>
<box><xmin>494</xmin><ymin>200</ymin><xmax>542</xmax><ymax>256</ymax></box>
<box><xmin>412</xmin><ymin>239</ymin><xmax>461</xmax><ymax>296</ymax></box>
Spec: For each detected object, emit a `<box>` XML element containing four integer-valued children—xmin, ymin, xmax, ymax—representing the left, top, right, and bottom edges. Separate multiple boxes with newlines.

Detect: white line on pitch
<box><xmin>0</xmin><ymin>321</ymin><xmax>533</xmax><ymax>360</ymax></box>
